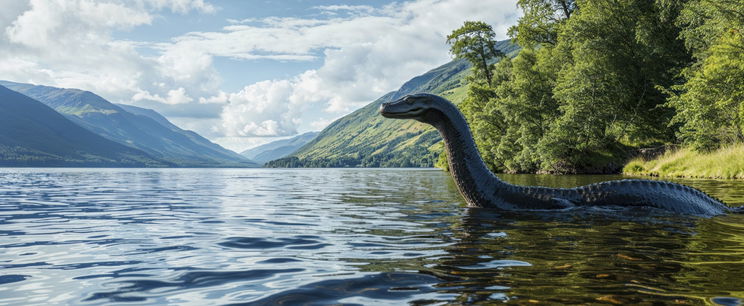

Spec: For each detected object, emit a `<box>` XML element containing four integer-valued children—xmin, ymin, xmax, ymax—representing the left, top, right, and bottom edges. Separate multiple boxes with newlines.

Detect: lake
<box><xmin>1</xmin><ymin>168</ymin><xmax>743</xmax><ymax>305</ymax></box>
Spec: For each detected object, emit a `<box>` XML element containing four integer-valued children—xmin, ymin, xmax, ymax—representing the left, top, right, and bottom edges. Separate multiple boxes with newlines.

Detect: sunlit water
<box><xmin>1</xmin><ymin>168</ymin><xmax>744</xmax><ymax>305</ymax></box>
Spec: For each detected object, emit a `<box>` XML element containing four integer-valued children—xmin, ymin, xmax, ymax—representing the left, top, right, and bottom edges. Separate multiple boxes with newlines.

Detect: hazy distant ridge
<box><xmin>241</xmin><ymin>132</ymin><xmax>319</xmax><ymax>165</ymax></box>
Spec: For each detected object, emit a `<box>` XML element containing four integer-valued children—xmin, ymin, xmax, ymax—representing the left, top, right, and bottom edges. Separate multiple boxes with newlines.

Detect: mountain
<box><xmin>0</xmin><ymin>85</ymin><xmax>168</xmax><ymax>167</ymax></box>
<box><xmin>115</xmin><ymin>103</ymin><xmax>256</xmax><ymax>166</ymax></box>
<box><xmin>0</xmin><ymin>81</ymin><xmax>257</xmax><ymax>167</ymax></box>
<box><xmin>241</xmin><ymin>132</ymin><xmax>319</xmax><ymax>165</ymax></box>
<box><xmin>266</xmin><ymin>40</ymin><xmax>519</xmax><ymax>168</ymax></box>
<box><xmin>116</xmin><ymin>103</ymin><xmax>181</xmax><ymax>131</ymax></box>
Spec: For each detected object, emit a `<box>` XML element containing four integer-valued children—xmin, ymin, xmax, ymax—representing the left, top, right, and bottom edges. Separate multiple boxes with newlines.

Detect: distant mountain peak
<box><xmin>241</xmin><ymin>131</ymin><xmax>320</xmax><ymax>165</ymax></box>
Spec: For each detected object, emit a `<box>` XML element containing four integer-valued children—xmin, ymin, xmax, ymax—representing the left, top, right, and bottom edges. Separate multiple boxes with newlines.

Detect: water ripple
<box><xmin>86</xmin><ymin>268</ymin><xmax>305</xmax><ymax>302</ymax></box>
<box><xmin>239</xmin><ymin>272</ymin><xmax>445</xmax><ymax>306</ymax></box>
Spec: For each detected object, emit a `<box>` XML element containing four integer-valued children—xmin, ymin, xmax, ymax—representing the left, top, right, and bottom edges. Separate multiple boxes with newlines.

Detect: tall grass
<box><xmin>623</xmin><ymin>144</ymin><xmax>744</xmax><ymax>179</ymax></box>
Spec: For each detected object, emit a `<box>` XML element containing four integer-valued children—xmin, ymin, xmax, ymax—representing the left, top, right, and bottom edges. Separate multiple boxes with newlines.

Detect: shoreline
<box><xmin>622</xmin><ymin>144</ymin><xmax>744</xmax><ymax>180</ymax></box>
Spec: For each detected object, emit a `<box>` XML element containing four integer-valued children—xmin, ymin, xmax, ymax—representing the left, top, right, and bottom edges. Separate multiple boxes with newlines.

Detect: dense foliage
<box><xmin>666</xmin><ymin>0</ymin><xmax>744</xmax><ymax>151</ymax></box>
<box><xmin>454</xmin><ymin>0</ymin><xmax>743</xmax><ymax>174</ymax></box>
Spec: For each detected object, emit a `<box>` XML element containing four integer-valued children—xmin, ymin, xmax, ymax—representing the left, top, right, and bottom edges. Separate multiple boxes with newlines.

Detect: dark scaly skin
<box><xmin>380</xmin><ymin>93</ymin><xmax>742</xmax><ymax>217</ymax></box>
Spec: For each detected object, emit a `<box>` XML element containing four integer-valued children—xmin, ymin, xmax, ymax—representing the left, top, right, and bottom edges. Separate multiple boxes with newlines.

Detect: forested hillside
<box><xmin>451</xmin><ymin>0</ymin><xmax>743</xmax><ymax>174</ymax></box>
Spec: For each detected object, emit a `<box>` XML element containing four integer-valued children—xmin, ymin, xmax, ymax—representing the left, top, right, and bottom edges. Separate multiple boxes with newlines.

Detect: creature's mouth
<box><xmin>379</xmin><ymin>106</ymin><xmax>424</xmax><ymax>118</ymax></box>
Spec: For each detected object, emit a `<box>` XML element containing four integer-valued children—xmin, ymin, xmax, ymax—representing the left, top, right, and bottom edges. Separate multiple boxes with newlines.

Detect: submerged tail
<box><xmin>732</xmin><ymin>206</ymin><xmax>744</xmax><ymax>214</ymax></box>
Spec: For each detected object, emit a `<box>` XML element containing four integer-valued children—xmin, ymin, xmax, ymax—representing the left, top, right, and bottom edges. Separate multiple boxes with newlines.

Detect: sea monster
<box><xmin>380</xmin><ymin>93</ymin><xmax>743</xmax><ymax>217</ymax></box>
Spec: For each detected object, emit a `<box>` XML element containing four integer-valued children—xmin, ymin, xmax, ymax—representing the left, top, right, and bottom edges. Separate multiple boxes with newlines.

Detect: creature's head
<box><xmin>379</xmin><ymin>93</ymin><xmax>448</xmax><ymax>123</ymax></box>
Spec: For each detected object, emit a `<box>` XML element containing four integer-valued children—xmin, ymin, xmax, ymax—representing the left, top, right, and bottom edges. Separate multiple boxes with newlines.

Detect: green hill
<box><xmin>267</xmin><ymin>40</ymin><xmax>518</xmax><ymax>168</ymax></box>
<box><xmin>0</xmin><ymin>85</ymin><xmax>168</xmax><ymax>167</ymax></box>
<box><xmin>0</xmin><ymin>81</ymin><xmax>257</xmax><ymax>167</ymax></box>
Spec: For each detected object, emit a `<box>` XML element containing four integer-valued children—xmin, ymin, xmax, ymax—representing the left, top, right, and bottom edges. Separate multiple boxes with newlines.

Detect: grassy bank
<box><xmin>623</xmin><ymin>144</ymin><xmax>744</xmax><ymax>179</ymax></box>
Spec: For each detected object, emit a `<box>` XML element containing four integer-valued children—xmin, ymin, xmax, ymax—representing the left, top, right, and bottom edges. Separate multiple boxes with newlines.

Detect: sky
<box><xmin>0</xmin><ymin>0</ymin><xmax>520</xmax><ymax>152</ymax></box>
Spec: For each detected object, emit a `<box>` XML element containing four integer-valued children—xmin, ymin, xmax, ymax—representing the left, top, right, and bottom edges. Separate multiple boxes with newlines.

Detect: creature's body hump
<box><xmin>571</xmin><ymin>179</ymin><xmax>729</xmax><ymax>216</ymax></box>
<box><xmin>494</xmin><ymin>185</ymin><xmax>581</xmax><ymax>210</ymax></box>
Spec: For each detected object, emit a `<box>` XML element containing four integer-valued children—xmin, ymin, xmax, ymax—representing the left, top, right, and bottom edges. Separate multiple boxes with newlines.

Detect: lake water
<box><xmin>1</xmin><ymin>168</ymin><xmax>744</xmax><ymax>305</ymax></box>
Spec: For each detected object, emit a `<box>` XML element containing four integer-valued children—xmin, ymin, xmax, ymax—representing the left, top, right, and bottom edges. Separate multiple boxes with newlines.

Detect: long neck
<box><xmin>428</xmin><ymin>104</ymin><xmax>511</xmax><ymax>207</ymax></box>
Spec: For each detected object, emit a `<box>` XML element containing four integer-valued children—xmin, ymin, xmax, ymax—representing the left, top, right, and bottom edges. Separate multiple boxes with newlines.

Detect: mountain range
<box><xmin>241</xmin><ymin>132</ymin><xmax>319</xmax><ymax>165</ymax></box>
<box><xmin>0</xmin><ymin>85</ymin><xmax>168</xmax><ymax>167</ymax></box>
<box><xmin>0</xmin><ymin>81</ymin><xmax>256</xmax><ymax>167</ymax></box>
<box><xmin>266</xmin><ymin>40</ymin><xmax>519</xmax><ymax>168</ymax></box>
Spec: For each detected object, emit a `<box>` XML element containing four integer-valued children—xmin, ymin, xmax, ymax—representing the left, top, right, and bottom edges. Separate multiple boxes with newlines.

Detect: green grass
<box><xmin>623</xmin><ymin>143</ymin><xmax>744</xmax><ymax>179</ymax></box>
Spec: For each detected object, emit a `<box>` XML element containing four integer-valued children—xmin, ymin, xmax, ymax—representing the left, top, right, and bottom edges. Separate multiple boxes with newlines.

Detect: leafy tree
<box><xmin>460</xmin><ymin>79</ymin><xmax>504</xmax><ymax>171</ymax></box>
<box><xmin>495</xmin><ymin>48</ymin><xmax>561</xmax><ymax>172</ymax></box>
<box><xmin>666</xmin><ymin>0</ymin><xmax>744</xmax><ymax>151</ymax></box>
<box><xmin>508</xmin><ymin>0</ymin><xmax>576</xmax><ymax>47</ymax></box>
<box><xmin>447</xmin><ymin>21</ymin><xmax>504</xmax><ymax>86</ymax></box>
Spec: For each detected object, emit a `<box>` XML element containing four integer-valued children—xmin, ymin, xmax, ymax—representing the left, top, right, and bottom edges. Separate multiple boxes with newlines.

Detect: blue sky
<box><xmin>0</xmin><ymin>0</ymin><xmax>519</xmax><ymax>152</ymax></box>
<box><xmin>113</xmin><ymin>0</ymin><xmax>379</xmax><ymax>89</ymax></box>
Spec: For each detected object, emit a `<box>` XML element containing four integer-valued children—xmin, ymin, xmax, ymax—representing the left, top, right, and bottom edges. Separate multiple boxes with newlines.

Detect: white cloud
<box><xmin>133</xmin><ymin>87</ymin><xmax>198</xmax><ymax>105</ymax></box>
<box><xmin>221</xmin><ymin>79</ymin><xmax>299</xmax><ymax>137</ymax></box>
<box><xmin>0</xmin><ymin>0</ymin><xmax>222</xmax><ymax>108</ymax></box>
<box><xmin>143</xmin><ymin>0</ymin><xmax>216</xmax><ymax>14</ymax></box>
<box><xmin>314</xmin><ymin>5</ymin><xmax>376</xmax><ymax>16</ymax></box>
<box><xmin>314</xmin><ymin>5</ymin><xmax>375</xmax><ymax>12</ymax></box>
<box><xmin>6</xmin><ymin>0</ymin><xmax>152</xmax><ymax>49</ymax></box>
<box><xmin>199</xmin><ymin>91</ymin><xmax>228</xmax><ymax>104</ymax></box>
<box><xmin>166</xmin><ymin>87</ymin><xmax>193</xmax><ymax>104</ymax></box>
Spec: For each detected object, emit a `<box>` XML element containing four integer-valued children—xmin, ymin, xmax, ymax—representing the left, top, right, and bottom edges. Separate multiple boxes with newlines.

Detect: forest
<box><xmin>448</xmin><ymin>0</ymin><xmax>743</xmax><ymax>174</ymax></box>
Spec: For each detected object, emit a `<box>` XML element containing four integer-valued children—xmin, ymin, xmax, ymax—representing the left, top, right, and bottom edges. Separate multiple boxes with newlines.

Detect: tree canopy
<box><xmin>449</xmin><ymin>0</ymin><xmax>742</xmax><ymax>174</ymax></box>
<box><xmin>447</xmin><ymin>21</ymin><xmax>504</xmax><ymax>86</ymax></box>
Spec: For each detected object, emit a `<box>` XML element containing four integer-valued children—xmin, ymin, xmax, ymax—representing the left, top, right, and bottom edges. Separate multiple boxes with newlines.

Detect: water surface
<box><xmin>1</xmin><ymin>168</ymin><xmax>743</xmax><ymax>304</ymax></box>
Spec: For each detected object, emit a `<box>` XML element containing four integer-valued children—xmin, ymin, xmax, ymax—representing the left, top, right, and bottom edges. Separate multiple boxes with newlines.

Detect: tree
<box><xmin>459</xmin><ymin>73</ymin><xmax>506</xmax><ymax>172</ymax></box>
<box><xmin>494</xmin><ymin>48</ymin><xmax>561</xmax><ymax>172</ymax></box>
<box><xmin>508</xmin><ymin>0</ymin><xmax>576</xmax><ymax>47</ymax></box>
<box><xmin>666</xmin><ymin>0</ymin><xmax>744</xmax><ymax>151</ymax></box>
<box><xmin>447</xmin><ymin>21</ymin><xmax>504</xmax><ymax>86</ymax></box>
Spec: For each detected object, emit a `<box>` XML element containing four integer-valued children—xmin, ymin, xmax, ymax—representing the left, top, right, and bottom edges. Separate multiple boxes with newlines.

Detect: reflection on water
<box><xmin>1</xmin><ymin>168</ymin><xmax>743</xmax><ymax>304</ymax></box>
